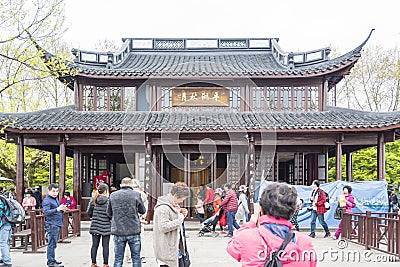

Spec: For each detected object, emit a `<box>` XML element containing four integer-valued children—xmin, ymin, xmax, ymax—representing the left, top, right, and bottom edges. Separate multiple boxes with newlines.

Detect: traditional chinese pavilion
<box><xmin>1</xmin><ymin>29</ymin><xmax>399</xmax><ymax>219</ymax></box>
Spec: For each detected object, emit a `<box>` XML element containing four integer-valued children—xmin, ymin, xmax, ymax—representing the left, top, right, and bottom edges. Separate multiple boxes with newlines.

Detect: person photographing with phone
<box><xmin>153</xmin><ymin>182</ymin><xmax>191</xmax><ymax>267</ymax></box>
<box><xmin>42</xmin><ymin>183</ymin><xmax>68</xmax><ymax>267</ymax></box>
<box><xmin>226</xmin><ymin>183</ymin><xmax>316</xmax><ymax>267</ymax></box>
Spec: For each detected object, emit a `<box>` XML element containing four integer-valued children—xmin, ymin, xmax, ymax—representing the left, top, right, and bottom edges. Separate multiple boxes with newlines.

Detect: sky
<box><xmin>63</xmin><ymin>0</ymin><xmax>400</xmax><ymax>54</ymax></box>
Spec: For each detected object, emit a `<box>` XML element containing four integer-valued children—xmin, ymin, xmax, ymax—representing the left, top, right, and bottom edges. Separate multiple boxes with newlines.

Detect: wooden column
<box><xmin>346</xmin><ymin>152</ymin><xmax>353</xmax><ymax>182</ymax></box>
<box><xmin>247</xmin><ymin>135</ymin><xmax>255</xmax><ymax>213</ymax></box>
<box><xmin>73</xmin><ymin>149</ymin><xmax>82</xmax><ymax>205</ymax></box>
<box><xmin>377</xmin><ymin>132</ymin><xmax>386</xmax><ymax>181</ymax></box>
<box><xmin>59</xmin><ymin>137</ymin><xmax>67</xmax><ymax>200</ymax></box>
<box><xmin>335</xmin><ymin>134</ymin><xmax>343</xmax><ymax>181</ymax></box>
<box><xmin>145</xmin><ymin>136</ymin><xmax>154</xmax><ymax>223</ymax></box>
<box><xmin>16</xmin><ymin>135</ymin><xmax>24</xmax><ymax>204</ymax></box>
<box><xmin>50</xmin><ymin>150</ymin><xmax>56</xmax><ymax>184</ymax></box>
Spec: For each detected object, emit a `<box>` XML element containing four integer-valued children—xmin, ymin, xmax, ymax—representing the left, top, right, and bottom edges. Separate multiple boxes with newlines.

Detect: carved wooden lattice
<box><xmin>124</xmin><ymin>87</ymin><xmax>136</xmax><ymax>111</ymax></box>
<box><xmin>109</xmin><ymin>87</ymin><xmax>121</xmax><ymax>111</ymax></box>
<box><xmin>227</xmin><ymin>154</ymin><xmax>240</xmax><ymax>184</ymax></box>
<box><xmin>280</xmin><ymin>86</ymin><xmax>292</xmax><ymax>112</ymax></box>
<box><xmin>265</xmin><ymin>87</ymin><xmax>279</xmax><ymax>111</ymax></box>
<box><xmin>82</xmin><ymin>85</ymin><xmax>95</xmax><ymax>111</ymax></box>
<box><xmin>219</xmin><ymin>40</ymin><xmax>247</xmax><ymax>48</ymax></box>
<box><xmin>253</xmin><ymin>87</ymin><xmax>265</xmax><ymax>112</ymax></box>
<box><xmin>155</xmin><ymin>40</ymin><xmax>184</xmax><ymax>49</ymax></box>
<box><xmin>308</xmin><ymin>86</ymin><xmax>319</xmax><ymax>111</ymax></box>
<box><xmin>293</xmin><ymin>87</ymin><xmax>305</xmax><ymax>111</ymax></box>
<box><xmin>96</xmin><ymin>87</ymin><xmax>108</xmax><ymax>111</ymax></box>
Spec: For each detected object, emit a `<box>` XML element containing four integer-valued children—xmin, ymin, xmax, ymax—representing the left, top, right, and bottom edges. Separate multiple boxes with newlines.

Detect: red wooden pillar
<box><xmin>50</xmin><ymin>150</ymin><xmax>56</xmax><ymax>184</ymax></box>
<box><xmin>335</xmin><ymin>134</ymin><xmax>343</xmax><ymax>181</ymax></box>
<box><xmin>59</xmin><ymin>137</ymin><xmax>66</xmax><ymax>200</ymax></box>
<box><xmin>73</xmin><ymin>149</ymin><xmax>82</xmax><ymax>205</ymax></box>
<box><xmin>16</xmin><ymin>135</ymin><xmax>24</xmax><ymax>204</ymax></box>
<box><xmin>377</xmin><ymin>132</ymin><xmax>386</xmax><ymax>181</ymax></box>
<box><xmin>346</xmin><ymin>152</ymin><xmax>353</xmax><ymax>182</ymax></box>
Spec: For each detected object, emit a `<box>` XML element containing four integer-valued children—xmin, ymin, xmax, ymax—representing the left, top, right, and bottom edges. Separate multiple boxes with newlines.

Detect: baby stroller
<box><xmin>197</xmin><ymin>214</ymin><xmax>217</xmax><ymax>237</ymax></box>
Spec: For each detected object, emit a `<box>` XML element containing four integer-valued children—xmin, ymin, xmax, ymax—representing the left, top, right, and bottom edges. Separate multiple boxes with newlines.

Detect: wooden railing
<box><xmin>342</xmin><ymin>211</ymin><xmax>400</xmax><ymax>259</ymax></box>
<box><xmin>24</xmin><ymin>206</ymin><xmax>81</xmax><ymax>253</ymax></box>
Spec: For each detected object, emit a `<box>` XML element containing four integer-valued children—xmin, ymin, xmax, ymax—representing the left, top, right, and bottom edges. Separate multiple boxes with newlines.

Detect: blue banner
<box><xmin>256</xmin><ymin>180</ymin><xmax>389</xmax><ymax>228</ymax></box>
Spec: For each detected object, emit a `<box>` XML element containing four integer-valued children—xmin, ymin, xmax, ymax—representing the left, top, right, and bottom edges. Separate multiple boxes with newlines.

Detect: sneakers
<box><xmin>211</xmin><ymin>232</ymin><xmax>219</xmax><ymax>238</ymax></box>
<box><xmin>332</xmin><ymin>236</ymin><xmax>338</xmax><ymax>240</ymax></box>
<box><xmin>308</xmin><ymin>233</ymin><xmax>316</xmax><ymax>238</ymax></box>
<box><xmin>141</xmin><ymin>257</ymin><xmax>146</xmax><ymax>263</ymax></box>
<box><xmin>224</xmin><ymin>234</ymin><xmax>233</xmax><ymax>238</ymax></box>
<box><xmin>91</xmin><ymin>264</ymin><xmax>99</xmax><ymax>267</ymax></box>
<box><xmin>0</xmin><ymin>263</ymin><xmax>12</xmax><ymax>267</ymax></box>
<box><xmin>324</xmin><ymin>233</ymin><xmax>331</xmax><ymax>238</ymax></box>
<box><xmin>47</xmin><ymin>264</ymin><xmax>63</xmax><ymax>267</ymax></box>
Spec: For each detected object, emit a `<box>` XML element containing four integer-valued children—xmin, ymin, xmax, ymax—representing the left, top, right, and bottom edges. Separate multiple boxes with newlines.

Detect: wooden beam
<box><xmin>16</xmin><ymin>135</ymin><xmax>24</xmax><ymax>204</ymax></box>
<box><xmin>335</xmin><ymin>134</ymin><xmax>343</xmax><ymax>181</ymax></box>
<box><xmin>59</xmin><ymin>139</ymin><xmax>66</xmax><ymax>200</ymax></box>
<box><xmin>377</xmin><ymin>132</ymin><xmax>386</xmax><ymax>181</ymax></box>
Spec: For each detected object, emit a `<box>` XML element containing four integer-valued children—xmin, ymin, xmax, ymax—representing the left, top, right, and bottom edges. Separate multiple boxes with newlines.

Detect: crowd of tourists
<box><xmin>0</xmin><ymin>178</ymin><xmax>399</xmax><ymax>267</ymax></box>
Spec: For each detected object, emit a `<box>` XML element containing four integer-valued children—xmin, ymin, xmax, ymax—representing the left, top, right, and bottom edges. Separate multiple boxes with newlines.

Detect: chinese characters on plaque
<box><xmin>172</xmin><ymin>87</ymin><xmax>229</xmax><ymax>107</ymax></box>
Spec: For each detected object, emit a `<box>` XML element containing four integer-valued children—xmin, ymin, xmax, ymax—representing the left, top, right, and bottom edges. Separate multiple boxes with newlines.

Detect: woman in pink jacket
<box><xmin>333</xmin><ymin>185</ymin><xmax>356</xmax><ymax>239</ymax></box>
<box><xmin>227</xmin><ymin>183</ymin><xmax>317</xmax><ymax>267</ymax></box>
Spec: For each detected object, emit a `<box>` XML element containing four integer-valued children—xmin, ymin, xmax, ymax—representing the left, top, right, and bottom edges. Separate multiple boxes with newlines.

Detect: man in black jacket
<box><xmin>107</xmin><ymin>177</ymin><xmax>146</xmax><ymax>267</ymax></box>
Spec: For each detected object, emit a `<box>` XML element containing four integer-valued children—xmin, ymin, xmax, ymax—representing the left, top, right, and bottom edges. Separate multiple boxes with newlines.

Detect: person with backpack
<box><xmin>42</xmin><ymin>183</ymin><xmax>68</xmax><ymax>267</ymax></box>
<box><xmin>0</xmin><ymin>196</ymin><xmax>13</xmax><ymax>266</ymax></box>
<box><xmin>308</xmin><ymin>180</ymin><xmax>330</xmax><ymax>238</ymax></box>
<box><xmin>227</xmin><ymin>182</ymin><xmax>317</xmax><ymax>267</ymax></box>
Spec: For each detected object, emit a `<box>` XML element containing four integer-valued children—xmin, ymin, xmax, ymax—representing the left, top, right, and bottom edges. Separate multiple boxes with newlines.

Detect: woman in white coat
<box><xmin>235</xmin><ymin>185</ymin><xmax>250</xmax><ymax>224</ymax></box>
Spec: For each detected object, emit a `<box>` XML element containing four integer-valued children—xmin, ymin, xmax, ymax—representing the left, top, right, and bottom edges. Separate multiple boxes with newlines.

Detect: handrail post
<box><xmin>29</xmin><ymin>210</ymin><xmax>37</xmax><ymax>252</ymax></box>
<box><xmin>365</xmin><ymin>211</ymin><xmax>371</xmax><ymax>250</ymax></box>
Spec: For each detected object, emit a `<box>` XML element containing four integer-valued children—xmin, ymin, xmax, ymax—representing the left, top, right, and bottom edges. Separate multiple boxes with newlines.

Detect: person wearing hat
<box><xmin>235</xmin><ymin>185</ymin><xmax>250</xmax><ymax>224</ymax></box>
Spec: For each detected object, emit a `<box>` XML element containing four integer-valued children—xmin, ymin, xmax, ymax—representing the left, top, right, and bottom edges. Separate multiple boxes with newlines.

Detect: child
<box><xmin>290</xmin><ymin>197</ymin><xmax>304</xmax><ymax>231</ymax></box>
<box><xmin>195</xmin><ymin>196</ymin><xmax>205</xmax><ymax>223</ymax></box>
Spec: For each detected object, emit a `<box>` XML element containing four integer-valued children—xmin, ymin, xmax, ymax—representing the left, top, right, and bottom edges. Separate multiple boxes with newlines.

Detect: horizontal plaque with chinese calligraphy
<box><xmin>172</xmin><ymin>87</ymin><xmax>229</xmax><ymax>107</ymax></box>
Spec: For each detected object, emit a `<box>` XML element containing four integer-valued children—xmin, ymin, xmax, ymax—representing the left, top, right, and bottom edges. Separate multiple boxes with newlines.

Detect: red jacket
<box><xmin>220</xmin><ymin>189</ymin><xmax>238</xmax><ymax>212</ymax></box>
<box><xmin>204</xmin><ymin>188</ymin><xmax>215</xmax><ymax>204</ymax></box>
<box><xmin>311</xmin><ymin>188</ymin><xmax>326</xmax><ymax>215</ymax></box>
<box><xmin>227</xmin><ymin>215</ymin><xmax>317</xmax><ymax>267</ymax></box>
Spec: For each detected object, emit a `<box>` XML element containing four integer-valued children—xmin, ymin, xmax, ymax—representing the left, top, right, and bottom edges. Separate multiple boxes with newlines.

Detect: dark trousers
<box><xmin>45</xmin><ymin>224</ymin><xmax>61</xmax><ymax>266</ymax></box>
<box><xmin>91</xmin><ymin>234</ymin><xmax>110</xmax><ymax>265</ymax></box>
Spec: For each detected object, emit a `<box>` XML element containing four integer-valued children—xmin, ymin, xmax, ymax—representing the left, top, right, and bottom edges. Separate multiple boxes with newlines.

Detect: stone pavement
<box><xmin>9</xmin><ymin>221</ymin><xmax>399</xmax><ymax>267</ymax></box>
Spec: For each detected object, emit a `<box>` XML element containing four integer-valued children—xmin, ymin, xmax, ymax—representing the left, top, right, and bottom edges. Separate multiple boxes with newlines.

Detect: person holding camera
<box><xmin>308</xmin><ymin>180</ymin><xmax>330</xmax><ymax>238</ymax></box>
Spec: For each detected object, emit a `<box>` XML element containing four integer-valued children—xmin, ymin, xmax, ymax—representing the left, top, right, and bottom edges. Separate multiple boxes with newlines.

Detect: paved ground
<box><xmin>9</xmin><ymin>221</ymin><xmax>399</xmax><ymax>267</ymax></box>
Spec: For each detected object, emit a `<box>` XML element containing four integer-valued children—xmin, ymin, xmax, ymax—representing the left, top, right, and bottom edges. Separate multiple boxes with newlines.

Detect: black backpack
<box><xmin>262</xmin><ymin>231</ymin><xmax>294</xmax><ymax>267</ymax></box>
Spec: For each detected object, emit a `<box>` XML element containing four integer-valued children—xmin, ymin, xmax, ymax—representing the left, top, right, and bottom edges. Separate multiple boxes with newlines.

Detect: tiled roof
<box><xmin>71</xmin><ymin>31</ymin><xmax>374</xmax><ymax>78</ymax></box>
<box><xmin>1</xmin><ymin>105</ymin><xmax>400</xmax><ymax>133</ymax></box>
<box><xmin>74</xmin><ymin>50</ymin><xmax>358</xmax><ymax>78</ymax></box>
